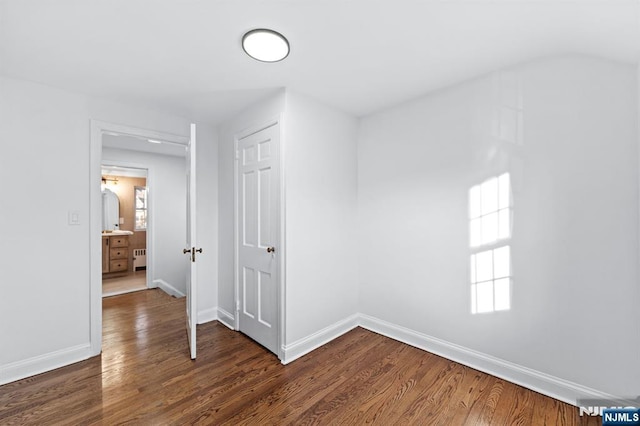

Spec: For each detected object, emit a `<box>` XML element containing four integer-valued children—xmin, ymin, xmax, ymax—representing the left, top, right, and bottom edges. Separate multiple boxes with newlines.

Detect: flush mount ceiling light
<box><xmin>242</xmin><ymin>29</ymin><xmax>289</xmax><ymax>62</ymax></box>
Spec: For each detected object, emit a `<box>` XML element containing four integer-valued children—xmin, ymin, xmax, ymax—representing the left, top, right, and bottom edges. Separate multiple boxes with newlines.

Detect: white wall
<box><xmin>283</xmin><ymin>91</ymin><xmax>359</xmax><ymax>345</ymax></box>
<box><xmin>358</xmin><ymin>56</ymin><xmax>639</xmax><ymax>398</ymax></box>
<box><xmin>195</xmin><ymin>123</ymin><xmax>219</xmax><ymax>323</ymax></box>
<box><xmin>217</xmin><ymin>90</ymin><xmax>287</xmax><ymax>324</ymax></box>
<box><xmin>217</xmin><ymin>90</ymin><xmax>360</xmax><ymax>356</ymax></box>
<box><xmin>102</xmin><ymin>148</ymin><xmax>187</xmax><ymax>294</ymax></box>
<box><xmin>0</xmin><ymin>75</ymin><xmax>218</xmax><ymax>383</ymax></box>
<box><xmin>0</xmin><ymin>77</ymin><xmax>95</xmax><ymax>371</ymax></box>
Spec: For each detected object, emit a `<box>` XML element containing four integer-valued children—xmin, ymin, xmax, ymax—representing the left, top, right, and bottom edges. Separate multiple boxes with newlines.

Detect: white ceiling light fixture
<box><xmin>242</xmin><ymin>29</ymin><xmax>290</xmax><ymax>63</ymax></box>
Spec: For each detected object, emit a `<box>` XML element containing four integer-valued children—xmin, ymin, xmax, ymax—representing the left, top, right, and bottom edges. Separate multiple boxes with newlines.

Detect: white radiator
<box><xmin>133</xmin><ymin>248</ymin><xmax>147</xmax><ymax>270</ymax></box>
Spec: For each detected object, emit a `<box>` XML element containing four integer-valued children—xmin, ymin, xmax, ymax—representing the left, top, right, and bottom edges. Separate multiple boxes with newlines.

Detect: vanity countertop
<box><xmin>102</xmin><ymin>230</ymin><xmax>134</xmax><ymax>236</ymax></box>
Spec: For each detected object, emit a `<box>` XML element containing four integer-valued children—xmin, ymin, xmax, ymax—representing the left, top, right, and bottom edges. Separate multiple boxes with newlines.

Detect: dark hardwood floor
<box><xmin>0</xmin><ymin>289</ymin><xmax>598</xmax><ymax>425</ymax></box>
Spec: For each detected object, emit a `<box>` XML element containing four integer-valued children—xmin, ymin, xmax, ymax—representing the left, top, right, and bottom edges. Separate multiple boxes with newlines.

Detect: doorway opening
<box><xmin>90</xmin><ymin>120</ymin><xmax>191</xmax><ymax>357</ymax></box>
<box><xmin>100</xmin><ymin>165</ymin><xmax>149</xmax><ymax>297</ymax></box>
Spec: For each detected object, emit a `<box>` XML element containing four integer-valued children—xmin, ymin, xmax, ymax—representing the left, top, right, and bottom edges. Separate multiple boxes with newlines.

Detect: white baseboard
<box><xmin>281</xmin><ymin>314</ymin><xmax>359</xmax><ymax>365</ymax></box>
<box><xmin>197</xmin><ymin>307</ymin><xmax>218</xmax><ymax>324</ymax></box>
<box><xmin>153</xmin><ymin>279</ymin><xmax>185</xmax><ymax>298</ymax></box>
<box><xmin>0</xmin><ymin>344</ymin><xmax>92</xmax><ymax>386</ymax></box>
<box><xmin>358</xmin><ymin>314</ymin><xmax>618</xmax><ymax>406</ymax></box>
<box><xmin>217</xmin><ymin>307</ymin><xmax>235</xmax><ymax>330</ymax></box>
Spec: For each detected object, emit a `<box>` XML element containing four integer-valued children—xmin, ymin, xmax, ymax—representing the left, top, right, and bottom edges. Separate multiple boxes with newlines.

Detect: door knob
<box><xmin>192</xmin><ymin>248</ymin><xmax>202</xmax><ymax>262</ymax></box>
<box><xmin>266</xmin><ymin>246</ymin><xmax>275</xmax><ymax>253</ymax></box>
<box><xmin>184</xmin><ymin>247</ymin><xmax>203</xmax><ymax>262</ymax></box>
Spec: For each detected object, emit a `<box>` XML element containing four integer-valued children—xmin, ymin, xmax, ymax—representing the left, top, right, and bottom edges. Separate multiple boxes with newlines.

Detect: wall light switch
<box><xmin>119</xmin><ymin>217</ymin><xmax>124</xmax><ymax>225</ymax></box>
<box><xmin>68</xmin><ymin>210</ymin><xmax>80</xmax><ymax>225</ymax></box>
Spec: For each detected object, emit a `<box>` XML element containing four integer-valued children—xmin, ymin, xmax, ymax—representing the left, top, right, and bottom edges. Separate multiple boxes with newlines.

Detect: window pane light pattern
<box><xmin>470</xmin><ymin>246</ymin><xmax>511</xmax><ymax>313</ymax></box>
<box><xmin>469</xmin><ymin>173</ymin><xmax>511</xmax><ymax>247</ymax></box>
<box><xmin>469</xmin><ymin>173</ymin><xmax>512</xmax><ymax>314</ymax></box>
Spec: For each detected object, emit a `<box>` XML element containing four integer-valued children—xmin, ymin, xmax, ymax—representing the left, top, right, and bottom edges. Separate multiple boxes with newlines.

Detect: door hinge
<box><xmin>235</xmin><ymin>149</ymin><xmax>240</xmax><ymax>160</ymax></box>
<box><xmin>236</xmin><ymin>299</ymin><xmax>240</xmax><ymax>312</ymax></box>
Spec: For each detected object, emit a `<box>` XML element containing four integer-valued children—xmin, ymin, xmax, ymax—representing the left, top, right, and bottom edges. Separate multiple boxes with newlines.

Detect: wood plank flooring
<box><xmin>0</xmin><ymin>290</ymin><xmax>599</xmax><ymax>425</ymax></box>
<box><xmin>102</xmin><ymin>271</ymin><xmax>146</xmax><ymax>297</ymax></box>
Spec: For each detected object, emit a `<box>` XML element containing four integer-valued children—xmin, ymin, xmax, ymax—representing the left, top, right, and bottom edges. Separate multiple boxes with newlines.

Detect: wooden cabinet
<box><xmin>102</xmin><ymin>237</ymin><xmax>109</xmax><ymax>271</ymax></box>
<box><xmin>102</xmin><ymin>235</ymin><xmax>129</xmax><ymax>276</ymax></box>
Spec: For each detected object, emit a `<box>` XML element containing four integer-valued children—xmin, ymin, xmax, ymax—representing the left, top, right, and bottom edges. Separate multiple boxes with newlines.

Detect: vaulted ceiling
<box><xmin>1</xmin><ymin>0</ymin><xmax>638</xmax><ymax>125</ymax></box>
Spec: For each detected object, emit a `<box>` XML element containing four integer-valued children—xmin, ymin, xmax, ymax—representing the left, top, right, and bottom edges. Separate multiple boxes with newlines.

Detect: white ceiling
<box><xmin>1</xmin><ymin>0</ymin><xmax>639</xmax><ymax>125</ymax></box>
<box><xmin>101</xmin><ymin>164</ymin><xmax>148</xmax><ymax>178</ymax></box>
<box><xmin>103</xmin><ymin>134</ymin><xmax>187</xmax><ymax>157</ymax></box>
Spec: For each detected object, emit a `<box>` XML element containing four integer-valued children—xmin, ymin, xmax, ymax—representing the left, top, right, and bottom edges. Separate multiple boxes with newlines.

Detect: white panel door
<box><xmin>184</xmin><ymin>123</ymin><xmax>199</xmax><ymax>359</ymax></box>
<box><xmin>237</xmin><ymin>123</ymin><xmax>279</xmax><ymax>354</ymax></box>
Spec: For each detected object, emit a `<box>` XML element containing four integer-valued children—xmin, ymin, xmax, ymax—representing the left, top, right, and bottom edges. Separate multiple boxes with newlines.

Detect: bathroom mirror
<box><xmin>102</xmin><ymin>188</ymin><xmax>120</xmax><ymax>231</ymax></box>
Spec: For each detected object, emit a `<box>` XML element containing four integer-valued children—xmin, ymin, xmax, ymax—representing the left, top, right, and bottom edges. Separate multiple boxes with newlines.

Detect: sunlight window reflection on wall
<box><xmin>470</xmin><ymin>246</ymin><xmax>511</xmax><ymax>313</ymax></box>
<box><xmin>494</xmin><ymin>71</ymin><xmax>524</xmax><ymax>145</ymax></box>
<box><xmin>469</xmin><ymin>173</ymin><xmax>512</xmax><ymax>314</ymax></box>
<box><xmin>469</xmin><ymin>173</ymin><xmax>511</xmax><ymax>247</ymax></box>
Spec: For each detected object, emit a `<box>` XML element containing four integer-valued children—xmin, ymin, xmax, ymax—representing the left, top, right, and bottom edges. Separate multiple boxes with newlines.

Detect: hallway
<box><xmin>102</xmin><ymin>270</ymin><xmax>146</xmax><ymax>297</ymax></box>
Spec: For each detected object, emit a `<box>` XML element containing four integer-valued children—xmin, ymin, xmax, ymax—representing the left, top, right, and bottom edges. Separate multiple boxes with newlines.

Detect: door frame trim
<box><xmin>233</xmin><ymin>115</ymin><xmax>286</xmax><ymax>360</ymax></box>
<box><xmin>89</xmin><ymin>120</ymin><xmax>188</xmax><ymax>356</ymax></box>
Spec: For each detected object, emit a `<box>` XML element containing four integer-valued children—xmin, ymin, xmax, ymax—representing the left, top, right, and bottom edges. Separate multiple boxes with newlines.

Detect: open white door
<box><xmin>184</xmin><ymin>123</ymin><xmax>199</xmax><ymax>359</ymax></box>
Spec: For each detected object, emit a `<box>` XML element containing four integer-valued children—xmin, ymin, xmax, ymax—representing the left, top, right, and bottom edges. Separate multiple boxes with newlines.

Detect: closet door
<box><xmin>236</xmin><ymin>122</ymin><xmax>280</xmax><ymax>355</ymax></box>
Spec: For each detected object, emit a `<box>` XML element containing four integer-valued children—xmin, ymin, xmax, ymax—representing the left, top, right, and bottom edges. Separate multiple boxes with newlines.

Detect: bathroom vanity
<box><xmin>102</xmin><ymin>233</ymin><xmax>131</xmax><ymax>277</ymax></box>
